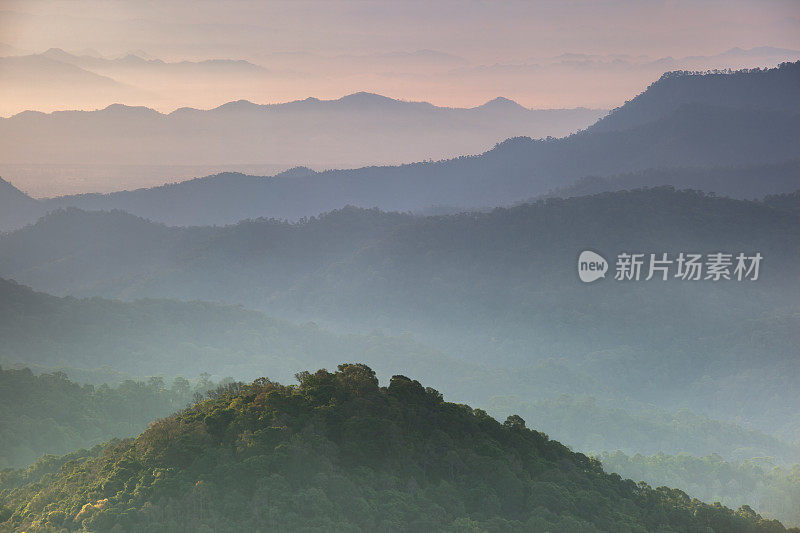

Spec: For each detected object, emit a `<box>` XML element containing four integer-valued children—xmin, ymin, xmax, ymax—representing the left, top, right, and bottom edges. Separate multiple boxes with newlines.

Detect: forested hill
<box><xmin>0</xmin><ymin>364</ymin><xmax>792</xmax><ymax>533</ymax></box>
<box><xmin>589</xmin><ymin>61</ymin><xmax>800</xmax><ymax>133</ymax></box>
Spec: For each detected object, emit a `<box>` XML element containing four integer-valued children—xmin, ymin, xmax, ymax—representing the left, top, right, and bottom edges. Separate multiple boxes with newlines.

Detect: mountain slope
<box><xmin>0</xmin><ymin>178</ymin><xmax>38</xmax><ymax>231</ymax></box>
<box><xmin>0</xmin><ymin>364</ymin><xmax>791</xmax><ymax>532</ymax></box>
<box><xmin>590</xmin><ymin>61</ymin><xmax>800</xmax><ymax>133</ymax></box>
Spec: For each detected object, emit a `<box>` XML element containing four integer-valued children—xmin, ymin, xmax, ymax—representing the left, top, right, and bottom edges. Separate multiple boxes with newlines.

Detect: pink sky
<box><xmin>1</xmin><ymin>0</ymin><xmax>798</xmax><ymax>112</ymax></box>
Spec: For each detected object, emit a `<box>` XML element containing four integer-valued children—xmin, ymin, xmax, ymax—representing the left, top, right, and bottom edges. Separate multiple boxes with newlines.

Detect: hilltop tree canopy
<box><xmin>0</xmin><ymin>364</ymin><xmax>792</xmax><ymax>532</ymax></box>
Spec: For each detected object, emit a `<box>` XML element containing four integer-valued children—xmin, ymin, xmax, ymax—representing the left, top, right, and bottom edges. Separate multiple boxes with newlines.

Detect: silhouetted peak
<box><xmin>212</xmin><ymin>100</ymin><xmax>264</xmax><ymax>112</ymax></box>
<box><xmin>100</xmin><ymin>103</ymin><xmax>161</xmax><ymax>116</ymax></box>
<box><xmin>8</xmin><ymin>110</ymin><xmax>47</xmax><ymax>120</ymax></box>
<box><xmin>41</xmin><ymin>47</ymin><xmax>75</xmax><ymax>60</ymax></box>
<box><xmin>337</xmin><ymin>92</ymin><xmax>399</xmax><ymax>105</ymax></box>
<box><xmin>476</xmin><ymin>96</ymin><xmax>528</xmax><ymax>111</ymax></box>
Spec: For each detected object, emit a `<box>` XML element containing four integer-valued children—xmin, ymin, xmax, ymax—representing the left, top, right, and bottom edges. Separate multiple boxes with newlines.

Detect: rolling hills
<box><xmin>0</xmin><ymin>364</ymin><xmax>792</xmax><ymax>532</ymax></box>
<box><xmin>1</xmin><ymin>189</ymin><xmax>798</xmax><ymax>436</ymax></box>
<box><xmin>2</xmin><ymin>271</ymin><xmax>797</xmax><ymax>470</ymax></box>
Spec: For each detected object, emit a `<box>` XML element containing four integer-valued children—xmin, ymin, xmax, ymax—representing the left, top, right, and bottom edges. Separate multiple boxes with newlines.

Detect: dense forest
<box><xmin>0</xmin><ymin>367</ymin><xmax>217</xmax><ymax>469</ymax></box>
<box><xmin>0</xmin><ymin>365</ymin><xmax>794</xmax><ymax>532</ymax></box>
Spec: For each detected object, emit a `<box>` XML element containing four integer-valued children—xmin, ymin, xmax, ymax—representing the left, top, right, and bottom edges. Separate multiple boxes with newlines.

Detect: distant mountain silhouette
<box><xmin>0</xmin><ymin>53</ymin><xmax>153</xmax><ymax>116</ymax></box>
<box><xmin>0</xmin><ymin>63</ymin><xmax>797</xmax><ymax>230</ymax></box>
<box><xmin>0</xmin><ymin>53</ymin><xmax>126</xmax><ymax>87</ymax></box>
<box><xmin>39</xmin><ymin>47</ymin><xmax>268</xmax><ymax>74</ymax></box>
<box><xmin>31</xmin><ymin>103</ymin><xmax>800</xmax><ymax>227</ymax></box>
<box><xmin>0</xmin><ymin>91</ymin><xmax>604</xmax><ymax>175</ymax></box>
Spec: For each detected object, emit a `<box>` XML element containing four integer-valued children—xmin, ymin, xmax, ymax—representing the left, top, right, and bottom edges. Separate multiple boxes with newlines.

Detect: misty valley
<box><xmin>1</xmin><ymin>7</ymin><xmax>799</xmax><ymax>531</ymax></box>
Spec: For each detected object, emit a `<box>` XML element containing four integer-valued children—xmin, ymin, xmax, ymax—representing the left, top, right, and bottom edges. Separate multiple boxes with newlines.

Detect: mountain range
<box><xmin>0</xmin><ymin>61</ymin><xmax>796</xmax><ymax>230</ymax></box>
<box><xmin>0</xmin><ymin>91</ymin><xmax>603</xmax><ymax>170</ymax></box>
<box><xmin>2</xmin><ymin>43</ymin><xmax>798</xmax><ymax>116</ymax></box>
<box><xmin>0</xmin><ymin>90</ymin><xmax>604</xmax><ymax>196</ymax></box>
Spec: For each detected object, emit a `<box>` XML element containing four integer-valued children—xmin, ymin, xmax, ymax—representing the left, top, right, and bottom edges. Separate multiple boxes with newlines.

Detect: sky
<box><xmin>1</xmin><ymin>0</ymin><xmax>798</xmax><ymax>113</ymax></box>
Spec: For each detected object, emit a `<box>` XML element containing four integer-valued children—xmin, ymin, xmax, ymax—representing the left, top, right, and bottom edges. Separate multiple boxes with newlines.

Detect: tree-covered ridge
<box><xmin>0</xmin><ymin>365</ymin><xmax>793</xmax><ymax>533</ymax></box>
<box><xmin>588</xmin><ymin>61</ymin><xmax>800</xmax><ymax>133</ymax></box>
<box><xmin>598</xmin><ymin>451</ymin><xmax>800</xmax><ymax>527</ymax></box>
<box><xmin>0</xmin><ymin>366</ymin><xmax>215</xmax><ymax>469</ymax></box>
